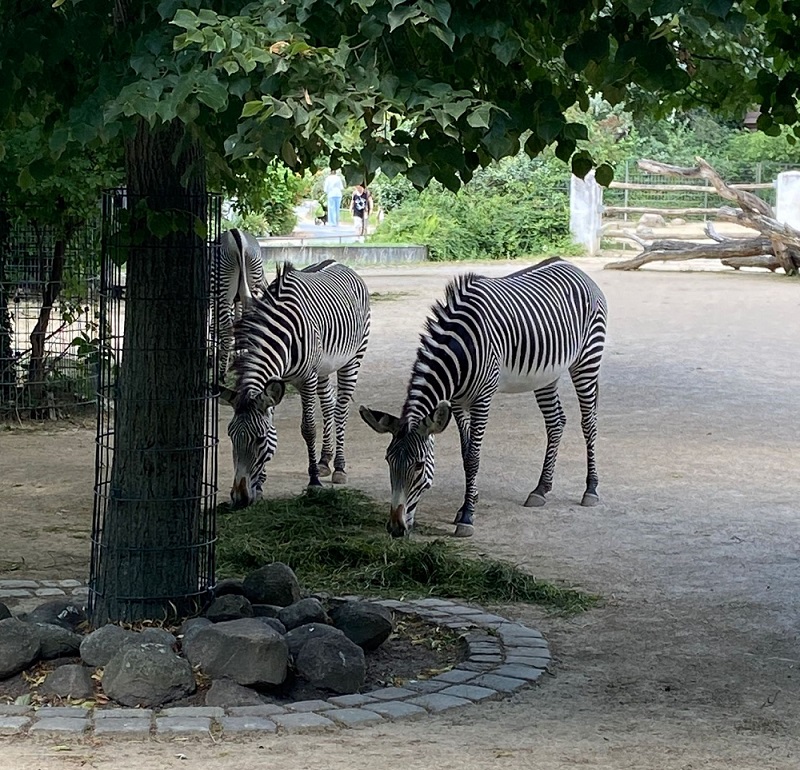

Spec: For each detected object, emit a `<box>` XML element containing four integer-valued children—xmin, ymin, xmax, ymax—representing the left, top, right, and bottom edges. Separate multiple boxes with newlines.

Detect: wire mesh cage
<box><xmin>89</xmin><ymin>189</ymin><xmax>222</xmax><ymax>625</ymax></box>
<box><xmin>0</xmin><ymin>218</ymin><xmax>101</xmax><ymax>419</ymax></box>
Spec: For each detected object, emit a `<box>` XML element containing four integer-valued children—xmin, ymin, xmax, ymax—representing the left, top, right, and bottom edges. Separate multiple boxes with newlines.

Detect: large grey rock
<box><xmin>140</xmin><ymin>628</ymin><xmax>177</xmax><ymax>648</ymax></box>
<box><xmin>80</xmin><ymin>624</ymin><xmax>139</xmax><ymax>667</ymax></box>
<box><xmin>205</xmin><ymin>678</ymin><xmax>265</xmax><ymax>707</ymax></box>
<box><xmin>252</xmin><ymin>604</ymin><xmax>282</xmax><ymax>618</ymax></box>
<box><xmin>284</xmin><ymin>623</ymin><xmax>345</xmax><ymax>658</ymax></box>
<box><xmin>184</xmin><ymin>618</ymin><xmax>288</xmax><ymax>687</ymax></box>
<box><xmin>102</xmin><ymin>643</ymin><xmax>195</xmax><ymax>708</ymax></box>
<box><xmin>329</xmin><ymin>601</ymin><xmax>394</xmax><ymax>651</ymax></box>
<box><xmin>0</xmin><ymin>617</ymin><xmax>41</xmax><ymax>678</ymax></box>
<box><xmin>205</xmin><ymin>594</ymin><xmax>254</xmax><ymax>622</ymax></box>
<box><xmin>242</xmin><ymin>563</ymin><xmax>301</xmax><ymax>607</ymax></box>
<box><xmin>27</xmin><ymin>599</ymin><xmax>87</xmax><ymax>632</ymax></box>
<box><xmin>638</xmin><ymin>213</ymin><xmax>666</xmax><ymax>228</ymax></box>
<box><xmin>257</xmin><ymin>617</ymin><xmax>287</xmax><ymax>635</ymax></box>
<box><xmin>179</xmin><ymin>617</ymin><xmax>212</xmax><ymax>647</ymax></box>
<box><xmin>278</xmin><ymin>598</ymin><xmax>329</xmax><ymax>631</ymax></box>
<box><xmin>0</xmin><ymin>603</ymin><xmax>10</xmax><ymax>621</ymax></box>
<box><xmin>35</xmin><ymin>623</ymin><xmax>82</xmax><ymax>659</ymax></box>
<box><xmin>295</xmin><ymin>634</ymin><xmax>365</xmax><ymax>694</ymax></box>
<box><xmin>40</xmin><ymin>664</ymin><xmax>94</xmax><ymax>699</ymax></box>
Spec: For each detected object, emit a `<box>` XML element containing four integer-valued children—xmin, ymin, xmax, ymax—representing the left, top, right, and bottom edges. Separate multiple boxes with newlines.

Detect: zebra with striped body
<box><xmin>213</xmin><ymin>228</ymin><xmax>266</xmax><ymax>382</ymax></box>
<box><xmin>360</xmin><ymin>257</ymin><xmax>607</xmax><ymax>538</ymax></box>
<box><xmin>222</xmin><ymin>260</ymin><xmax>371</xmax><ymax>507</ymax></box>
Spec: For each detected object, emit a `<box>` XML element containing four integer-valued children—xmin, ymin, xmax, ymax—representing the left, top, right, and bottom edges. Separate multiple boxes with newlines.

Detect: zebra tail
<box><xmin>232</xmin><ymin>228</ymin><xmax>253</xmax><ymax>309</ymax></box>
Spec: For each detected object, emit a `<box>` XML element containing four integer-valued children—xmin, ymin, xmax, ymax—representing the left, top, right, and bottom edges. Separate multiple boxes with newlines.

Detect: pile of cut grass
<box><xmin>217</xmin><ymin>488</ymin><xmax>596</xmax><ymax>614</ymax></box>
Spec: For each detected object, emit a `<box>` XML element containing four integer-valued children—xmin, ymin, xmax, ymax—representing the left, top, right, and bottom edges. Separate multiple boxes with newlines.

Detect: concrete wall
<box><xmin>774</xmin><ymin>170</ymin><xmax>800</xmax><ymax>230</ymax></box>
<box><xmin>569</xmin><ymin>171</ymin><xmax>602</xmax><ymax>256</ymax></box>
<box><xmin>259</xmin><ymin>244</ymin><xmax>428</xmax><ymax>267</ymax></box>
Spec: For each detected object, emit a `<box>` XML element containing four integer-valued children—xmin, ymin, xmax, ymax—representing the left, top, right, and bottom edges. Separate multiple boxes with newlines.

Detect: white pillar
<box><xmin>774</xmin><ymin>170</ymin><xmax>800</xmax><ymax>229</ymax></box>
<box><xmin>569</xmin><ymin>171</ymin><xmax>603</xmax><ymax>256</ymax></box>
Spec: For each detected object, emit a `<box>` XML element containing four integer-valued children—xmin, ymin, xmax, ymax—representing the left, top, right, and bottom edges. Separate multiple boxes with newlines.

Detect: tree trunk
<box><xmin>91</xmin><ymin>118</ymin><xmax>211</xmax><ymax>626</ymax></box>
<box><xmin>26</xmin><ymin>236</ymin><xmax>67</xmax><ymax>417</ymax></box>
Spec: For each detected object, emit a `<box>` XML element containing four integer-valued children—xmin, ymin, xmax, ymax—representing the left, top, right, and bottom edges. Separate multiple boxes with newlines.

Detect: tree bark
<box><xmin>605</xmin><ymin>236</ymin><xmax>775</xmax><ymax>270</ymax></box>
<box><xmin>91</xmin><ymin>118</ymin><xmax>210</xmax><ymax>626</ymax></box>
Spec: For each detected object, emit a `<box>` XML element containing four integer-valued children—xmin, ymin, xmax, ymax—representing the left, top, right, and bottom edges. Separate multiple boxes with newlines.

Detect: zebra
<box><xmin>221</xmin><ymin>260</ymin><xmax>371</xmax><ymax>508</ymax></box>
<box><xmin>360</xmin><ymin>257</ymin><xmax>607</xmax><ymax>538</ymax></box>
<box><xmin>212</xmin><ymin>228</ymin><xmax>267</xmax><ymax>383</ymax></box>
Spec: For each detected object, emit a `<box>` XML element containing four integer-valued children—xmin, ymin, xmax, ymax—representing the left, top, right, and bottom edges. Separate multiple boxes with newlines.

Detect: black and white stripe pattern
<box><xmin>361</xmin><ymin>257</ymin><xmax>607</xmax><ymax>538</ymax></box>
<box><xmin>222</xmin><ymin>260</ymin><xmax>371</xmax><ymax>507</ymax></box>
<box><xmin>212</xmin><ymin>228</ymin><xmax>266</xmax><ymax>383</ymax></box>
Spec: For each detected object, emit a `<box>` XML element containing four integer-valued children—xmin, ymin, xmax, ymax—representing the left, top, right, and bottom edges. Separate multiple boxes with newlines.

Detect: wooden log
<box><xmin>721</xmin><ymin>255</ymin><xmax>782</xmax><ymax>271</ymax></box>
<box><xmin>608</xmin><ymin>181</ymin><xmax>774</xmax><ymax>193</ymax></box>
<box><xmin>605</xmin><ymin>237</ymin><xmax>774</xmax><ymax>271</ymax></box>
<box><xmin>603</xmin><ymin>205</ymin><xmax>717</xmax><ymax>216</ymax></box>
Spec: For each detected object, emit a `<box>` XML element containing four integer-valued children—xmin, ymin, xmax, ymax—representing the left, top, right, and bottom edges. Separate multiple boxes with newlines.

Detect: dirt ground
<box><xmin>2</xmin><ymin>258</ymin><xmax>800</xmax><ymax>768</ymax></box>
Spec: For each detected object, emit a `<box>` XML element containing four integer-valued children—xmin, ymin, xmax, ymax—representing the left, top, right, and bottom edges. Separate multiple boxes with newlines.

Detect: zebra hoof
<box><xmin>318</xmin><ymin>463</ymin><xmax>331</xmax><ymax>478</ymax></box>
<box><xmin>524</xmin><ymin>491</ymin><xmax>547</xmax><ymax>507</ymax></box>
<box><xmin>453</xmin><ymin>523</ymin><xmax>474</xmax><ymax>538</ymax></box>
<box><xmin>331</xmin><ymin>470</ymin><xmax>348</xmax><ymax>485</ymax></box>
<box><xmin>581</xmin><ymin>492</ymin><xmax>600</xmax><ymax>507</ymax></box>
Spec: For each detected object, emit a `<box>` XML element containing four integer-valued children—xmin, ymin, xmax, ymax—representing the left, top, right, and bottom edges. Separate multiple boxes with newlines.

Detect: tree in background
<box><xmin>2</xmin><ymin>0</ymin><xmax>799</xmax><ymax>623</ymax></box>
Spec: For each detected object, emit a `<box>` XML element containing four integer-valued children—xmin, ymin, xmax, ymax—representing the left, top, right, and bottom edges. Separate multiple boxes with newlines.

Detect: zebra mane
<box><xmin>267</xmin><ymin>261</ymin><xmax>297</xmax><ymax>303</ymax></box>
<box><xmin>401</xmin><ymin>272</ymin><xmax>483</xmax><ymax>422</ymax></box>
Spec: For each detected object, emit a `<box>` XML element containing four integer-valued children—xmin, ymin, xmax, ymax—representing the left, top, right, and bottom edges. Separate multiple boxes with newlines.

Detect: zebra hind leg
<box><xmin>316</xmin><ymin>376</ymin><xmax>335</xmax><ymax>477</ymax></box>
<box><xmin>571</xmin><ymin>366</ymin><xmax>601</xmax><ymax>507</ymax></box>
<box><xmin>331</xmin><ymin>358</ymin><xmax>362</xmax><ymax>484</ymax></box>
<box><xmin>524</xmin><ymin>384</ymin><xmax>567</xmax><ymax>508</ymax></box>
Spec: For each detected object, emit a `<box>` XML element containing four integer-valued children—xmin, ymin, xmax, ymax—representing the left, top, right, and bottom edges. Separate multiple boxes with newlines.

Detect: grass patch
<box><xmin>217</xmin><ymin>488</ymin><xmax>597</xmax><ymax>614</ymax></box>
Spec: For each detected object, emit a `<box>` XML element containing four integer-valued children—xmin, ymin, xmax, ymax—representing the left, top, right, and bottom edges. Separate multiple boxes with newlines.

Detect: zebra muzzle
<box><xmin>387</xmin><ymin>504</ymin><xmax>408</xmax><ymax>538</ymax></box>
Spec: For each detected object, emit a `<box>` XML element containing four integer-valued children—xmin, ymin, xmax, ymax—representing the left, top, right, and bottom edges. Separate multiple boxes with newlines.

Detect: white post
<box><xmin>570</xmin><ymin>171</ymin><xmax>603</xmax><ymax>256</ymax></box>
<box><xmin>774</xmin><ymin>170</ymin><xmax>800</xmax><ymax>230</ymax></box>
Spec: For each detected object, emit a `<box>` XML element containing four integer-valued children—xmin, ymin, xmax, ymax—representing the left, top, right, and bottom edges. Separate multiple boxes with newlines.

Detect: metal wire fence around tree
<box><xmin>0</xmin><ymin>218</ymin><xmax>101</xmax><ymax>420</ymax></box>
<box><xmin>89</xmin><ymin>190</ymin><xmax>222</xmax><ymax>625</ymax></box>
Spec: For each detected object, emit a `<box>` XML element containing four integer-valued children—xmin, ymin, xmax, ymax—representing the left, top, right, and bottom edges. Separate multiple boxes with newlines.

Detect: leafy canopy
<box><xmin>2</xmin><ymin>0</ymin><xmax>800</xmax><ymax>197</ymax></box>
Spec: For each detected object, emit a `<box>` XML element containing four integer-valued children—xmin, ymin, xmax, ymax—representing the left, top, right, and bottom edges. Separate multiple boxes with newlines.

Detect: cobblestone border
<box><xmin>0</xmin><ymin>585</ymin><xmax>550</xmax><ymax>739</ymax></box>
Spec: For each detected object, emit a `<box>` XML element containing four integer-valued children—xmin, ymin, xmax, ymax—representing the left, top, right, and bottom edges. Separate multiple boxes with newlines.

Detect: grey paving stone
<box><xmin>272</xmin><ymin>712</ymin><xmax>336</xmax><ymax>732</ymax></box>
<box><xmin>463</xmin><ymin>632</ymin><xmax>496</xmax><ymax>645</ymax></box>
<box><xmin>364</xmin><ymin>701</ymin><xmax>427</xmax><ymax>720</ymax></box>
<box><xmin>227</xmin><ymin>704</ymin><xmax>287</xmax><ymax>717</ymax></box>
<box><xmin>463</xmin><ymin>613</ymin><xmax>506</xmax><ymax>625</ymax></box>
<box><xmin>286</xmin><ymin>699</ymin><xmax>337</xmax><ymax>712</ymax></box>
<box><xmin>442</xmin><ymin>620</ymin><xmax>476</xmax><ymax>630</ymax></box>
<box><xmin>367</xmin><ymin>686</ymin><xmax>416</xmax><ymax>700</ymax></box>
<box><xmin>442</xmin><ymin>605</ymin><xmax>483</xmax><ymax>615</ymax></box>
<box><xmin>160</xmin><ymin>706</ymin><xmax>225</xmax><ymax>718</ymax></box>
<box><xmin>218</xmin><ymin>716</ymin><xmax>277</xmax><ymax>734</ymax></box>
<box><xmin>403</xmin><ymin>680</ymin><xmax>448</xmax><ymax>694</ymax></box>
<box><xmin>0</xmin><ymin>716</ymin><xmax>31</xmax><ymax>734</ymax></box>
<box><xmin>328</xmin><ymin>708</ymin><xmax>384</xmax><ymax>728</ymax></box>
<box><xmin>432</xmin><ymin>669</ymin><xmax>477</xmax><ymax>684</ymax></box>
<box><xmin>327</xmin><ymin>693</ymin><xmax>378</xmax><ymax>707</ymax></box>
<box><xmin>412</xmin><ymin>598</ymin><xmax>454</xmax><ymax>607</ymax></box>
<box><xmin>39</xmin><ymin>580</ymin><xmax>60</xmax><ymax>587</ymax></box>
<box><xmin>35</xmin><ymin>588</ymin><xmax>66</xmax><ymax>597</ymax></box>
<box><xmin>496</xmin><ymin>623</ymin><xmax>544</xmax><ymax>639</ymax></box>
<box><xmin>155</xmin><ymin>717</ymin><xmax>211</xmax><ymax>735</ymax></box>
<box><xmin>71</xmin><ymin>587</ymin><xmax>90</xmax><ymax>596</ymax></box>
<box><xmin>407</xmin><ymin>693</ymin><xmax>471</xmax><ymax>713</ymax></box>
<box><xmin>504</xmin><ymin>637</ymin><xmax>549</xmax><ymax>650</ymax></box>
<box><xmin>93</xmin><ymin>718</ymin><xmax>152</xmax><ymax>736</ymax></box>
<box><xmin>505</xmin><ymin>655</ymin><xmax>551</xmax><ymax>667</ymax></box>
<box><xmin>0</xmin><ymin>579</ymin><xmax>38</xmax><ymax>589</ymax></box>
<box><xmin>458</xmin><ymin>662</ymin><xmax>495</xmax><ymax>672</ymax></box>
<box><xmin>468</xmin><ymin>642</ymin><xmax>502</xmax><ymax>652</ymax></box>
<box><xmin>471</xmin><ymin>674</ymin><xmax>529</xmax><ymax>693</ymax></box>
<box><xmin>35</xmin><ymin>707</ymin><xmax>90</xmax><ymax>719</ymax></box>
<box><xmin>58</xmin><ymin>579</ymin><xmax>84</xmax><ymax>587</ymax></box>
<box><xmin>468</xmin><ymin>654</ymin><xmax>503</xmax><ymax>663</ymax></box>
<box><xmin>93</xmin><ymin>708</ymin><xmax>153</xmax><ymax>719</ymax></box>
<box><xmin>493</xmin><ymin>664</ymin><xmax>546</xmax><ymax>682</ymax></box>
<box><xmin>0</xmin><ymin>705</ymin><xmax>33</xmax><ymax>716</ymax></box>
<box><xmin>440</xmin><ymin>684</ymin><xmax>499</xmax><ymax>702</ymax></box>
<box><xmin>30</xmin><ymin>718</ymin><xmax>88</xmax><ymax>734</ymax></box>
<box><xmin>372</xmin><ymin>599</ymin><xmax>405</xmax><ymax>609</ymax></box>
<box><xmin>0</xmin><ymin>589</ymin><xmax>33</xmax><ymax>598</ymax></box>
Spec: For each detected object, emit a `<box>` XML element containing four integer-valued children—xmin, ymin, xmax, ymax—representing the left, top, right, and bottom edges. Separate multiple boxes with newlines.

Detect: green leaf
<box><xmin>17</xmin><ymin>167</ymin><xmax>35</xmax><ymax>190</ymax></box>
<box><xmin>281</xmin><ymin>140</ymin><xmax>297</xmax><ymax>167</ymax></box>
<box><xmin>241</xmin><ymin>100</ymin><xmax>264</xmax><ymax>118</ymax></box>
<box><xmin>571</xmin><ymin>153</ymin><xmax>593</xmax><ymax>179</ymax></box>
<box><xmin>492</xmin><ymin>40</ymin><xmax>519</xmax><ymax>66</ymax></box>
<box><xmin>171</xmin><ymin>9</ymin><xmax>198</xmax><ymax>30</ymax></box>
<box><xmin>196</xmin><ymin>80</ymin><xmax>228</xmax><ymax>112</ymax></box>
<box><xmin>430</xmin><ymin>24</ymin><xmax>456</xmax><ymax>49</ymax></box>
<box><xmin>594</xmin><ymin>163</ymin><xmax>614</xmax><ymax>187</ymax></box>
<box><xmin>420</xmin><ymin>0</ymin><xmax>451</xmax><ymax>24</ymax></box>
<box><xmin>388</xmin><ymin>7</ymin><xmax>422</xmax><ymax>31</ymax></box>
<box><xmin>467</xmin><ymin>103</ymin><xmax>492</xmax><ymax>129</ymax></box>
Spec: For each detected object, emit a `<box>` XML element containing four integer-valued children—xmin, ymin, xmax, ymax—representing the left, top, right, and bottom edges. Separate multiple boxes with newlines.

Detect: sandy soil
<box><xmin>2</xmin><ymin>258</ymin><xmax>800</xmax><ymax>768</ymax></box>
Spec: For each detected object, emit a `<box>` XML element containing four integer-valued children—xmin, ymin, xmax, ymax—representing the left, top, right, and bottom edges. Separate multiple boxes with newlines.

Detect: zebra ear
<box><xmin>259</xmin><ymin>380</ymin><xmax>286</xmax><ymax>410</ymax></box>
<box><xmin>420</xmin><ymin>401</ymin><xmax>451</xmax><ymax>436</ymax></box>
<box><xmin>219</xmin><ymin>386</ymin><xmax>237</xmax><ymax>406</ymax></box>
<box><xmin>359</xmin><ymin>405</ymin><xmax>400</xmax><ymax>435</ymax></box>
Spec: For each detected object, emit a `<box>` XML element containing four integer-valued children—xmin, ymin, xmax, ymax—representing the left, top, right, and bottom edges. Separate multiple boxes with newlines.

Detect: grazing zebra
<box><xmin>360</xmin><ymin>257</ymin><xmax>607</xmax><ymax>538</ymax></box>
<box><xmin>213</xmin><ymin>228</ymin><xmax>266</xmax><ymax>382</ymax></box>
<box><xmin>221</xmin><ymin>260</ymin><xmax>371</xmax><ymax>508</ymax></box>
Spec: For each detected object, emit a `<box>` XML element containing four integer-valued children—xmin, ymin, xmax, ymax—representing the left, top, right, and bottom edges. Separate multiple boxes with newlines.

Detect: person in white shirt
<box><xmin>323</xmin><ymin>170</ymin><xmax>345</xmax><ymax>226</ymax></box>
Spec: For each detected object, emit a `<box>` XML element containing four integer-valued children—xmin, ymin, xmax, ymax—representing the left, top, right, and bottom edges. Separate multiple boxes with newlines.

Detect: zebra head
<box><xmin>221</xmin><ymin>381</ymin><xmax>284</xmax><ymax>508</ymax></box>
<box><xmin>359</xmin><ymin>401</ymin><xmax>451</xmax><ymax>538</ymax></box>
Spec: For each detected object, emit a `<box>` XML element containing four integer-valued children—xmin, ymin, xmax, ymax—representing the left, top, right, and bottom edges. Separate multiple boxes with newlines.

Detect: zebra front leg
<box><xmin>298</xmin><ymin>382</ymin><xmax>323</xmax><ymax>487</ymax></box>
<box><xmin>525</xmin><ymin>383</ymin><xmax>566</xmax><ymax>508</ymax></box>
<box><xmin>453</xmin><ymin>401</ymin><xmax>490</xmax><ymax>538</ymax></box>
<box><xmin>571</xmin><ymin>366</ymin><xmax>601</xmax><ymax>506</ymax></box>
<box><xmin>316</xmin><ymin>376</ymin><xmax>335</xmax><ymax>477</ymax></box>
<box><xmin>331</xmin><ymin>357</ymin><xmax>363</xmax><ymax>484</ymax></box>
<box><xmin>451</xmin><ymin>405</ymin><xmax>471</xmax><ymax>524</ymax></box>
